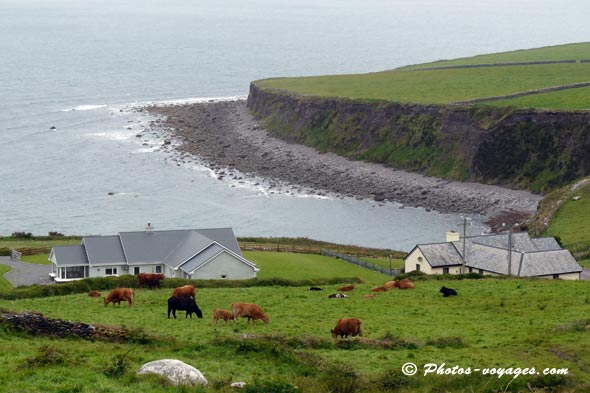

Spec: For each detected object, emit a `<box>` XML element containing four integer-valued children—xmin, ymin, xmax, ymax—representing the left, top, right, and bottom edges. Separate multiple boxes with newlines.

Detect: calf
<box><xmin>171</xmin><ymin>285</ymin><xmax>196</xmax><ymax>300</ymax></box>
<box><xmin>331</xmin><ymin>318</ymin><xmax>362</xmax><ymax>339</ymax></box>
<box><xmin>231</xmin><ymin>302</ymin><xmax>269</xmax><ymax>324</ymax></box>
<box><xmin>168</xmin><ymin>297</ymin><xmax>203</xmax><ymax>319</ymax></box>
<box><xmin>213</xmin><ymin>308</ymin><xmax>233</xmax><ymax>324</ymax></box>
<box><xmin>328</xmin><ymin>293</ymin><xmax>349</xmax><ymax>298</ymax></box>
<box><xmin>88</xmin><ymin>291</ymin><xmax>101</xmax><ymax>297</ymax></box>
<box><xmin>371</xmin><ymin>286</ymin><xmax>388</xmax><ymax>292</ymax></box>
<box><xmin>440</xmin><ymin>286</ymin><xmax>458</xmax><ymax>297</ymax></box>
<box><xmin>337</xmin><ymin>285</ymin><xmax>355</xmax><ymax>292</ymax></box>
<box><xmin>137</xmin><ymin>273</ymin><xmax>165</xmax><ymax>289</ymax></box>
<box><xmin>104</xmin><ymin>288</ymin><xmax>134</xmax><ymax>307</ymax></box>
<box><xmin>383</xmin><ymin>280</ymin><xmax>399</xmax><ymax>289</ymax></box>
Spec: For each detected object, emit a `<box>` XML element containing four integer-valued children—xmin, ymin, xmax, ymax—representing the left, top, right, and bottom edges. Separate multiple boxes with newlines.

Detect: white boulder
<box><xmin>137</xmin><ymin>359</ymin><xmax>208</xmax><ymax>386</ymax></box>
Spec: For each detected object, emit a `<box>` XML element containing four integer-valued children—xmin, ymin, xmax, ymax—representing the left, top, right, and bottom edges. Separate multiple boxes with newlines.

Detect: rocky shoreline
<box><xmin>142</xmin><ymin>100</ymin><xmax>541</xmax><ymax>229</ymax></box>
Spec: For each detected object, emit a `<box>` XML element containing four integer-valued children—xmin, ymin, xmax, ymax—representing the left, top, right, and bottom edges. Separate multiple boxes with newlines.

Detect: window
<box><xmin>221</xmin><ymin>274</ymin><xmax>227</xmax><ymax>279</ymax></box>
<box><xmin>478</xmin><ymin>269</ymin><xmax>484</xmax><ymax>275</ymax></box>
<box><xmin>155</xmin><ymin>265</ymin><xmax>162</xmax><ymax>274</ymax></box>
<box><xmin>417</xmin><ymin>257</ymin><xmax>423</xmax><ymax>262</ymax></box>
<box><xmin>469</xmin><ymin>267</ymin><xmax>473</xmax><ymax>273</ymax></box>
<box><xmin>416</xmin><ymin>264</ymin><xmax>421</xmax><ymax>271</ymax></box>
<box><xmin>553</xmin><ymin>274</ymin><xmax>560</xmax><ymax>279</ymax></box>
<box><xmin>443</xmin><ymin>267</ymin><xmax>449</xmax><ymax>274</ymax></box>
<box><xmin>134</xmin><ymin>267</ymin><xmax>140</xmax><ymax>275</ymax></box>
<box><xmin>105</xmin><ymin>268</ymin><xmax>118</xmax><ymax>276</ymax></box>
<box><xmin>60</xmin><ymin>266</ymin><xmax>86</xmax><ymax>279</ymax></box>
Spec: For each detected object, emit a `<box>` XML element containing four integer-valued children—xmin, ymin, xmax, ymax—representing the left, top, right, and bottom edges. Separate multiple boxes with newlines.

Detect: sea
<box><xmin>1</xmin><ymin>0</ymin><xmax>589</xmax><ymax>251</ymax></box>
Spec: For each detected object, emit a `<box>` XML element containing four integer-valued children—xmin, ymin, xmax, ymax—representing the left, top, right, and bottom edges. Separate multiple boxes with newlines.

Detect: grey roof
<box><xmin>179</xmin><ymin>243</ymin><xmax>225</xmax><ymax>274</ymax></box>
<box><xmin>418</xmin><ymin>243</ymin><xmax>462</xmax><ymax>267</ymax></box>
<box><xmin>519</xmin><ymin>250</ymin><xmax>582</xmax><ymax>276</ymax></box>
<box><xmin>461</xmin><ymin>242</ymin><xmax>523</xmax><ymax>275</ymax></box>
<box><xmin>119</xmin><ymin>230</ymin><xmax>190</xmax><ymax>263</ymax></box>
<box><xmin>531</xmin><ymin>237</ymin><xmax>562</xmax><ymax>251</ymax></box>
<box><xmin>194</xmin><ymin>228</ymin><xmax>242</xmax><ymax>256</ymax></box>
<box><xmin>52</xmin><ymin>245</ymin><xmax>89</xmax><ymax>266</ymax></box>
<box><xmin>164</xmin><ymin>231</ymin><xmax>216</xmax><ymax>269</ymax></box>
<box><xmin>82</xmin><ymin>236</ymin><xmax>125</xmax><ymax>265</ymax></box>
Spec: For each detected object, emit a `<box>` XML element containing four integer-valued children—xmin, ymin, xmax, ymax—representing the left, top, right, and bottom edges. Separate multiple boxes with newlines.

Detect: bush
<box><xmin>377</xmin><ymin>369</ymin><xmax>415</xmax><ymax>391</ymax></box>
<box><xmin>0</xmin><ymin>248</ymin><xmax>11</xmax><ymax>256</ymax></box>
<box><xmin>11</xmin><ymin>232</ymin><xmax>32</xmax><ymax>239</ymax></box>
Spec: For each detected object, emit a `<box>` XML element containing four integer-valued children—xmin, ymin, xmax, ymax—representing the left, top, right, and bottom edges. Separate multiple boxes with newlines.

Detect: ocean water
<box><xmin>1</xmin><ymin>0</ymin><xmax>589</xmax><ymax>250</ymax></box>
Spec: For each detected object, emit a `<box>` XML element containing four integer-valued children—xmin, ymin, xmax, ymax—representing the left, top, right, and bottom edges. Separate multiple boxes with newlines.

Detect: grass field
<box><xmin>483</xmin><ymin>85</ymin><xmax>590</xmax><ymax>110</ymax></box>
<box><xmin>255</xmin><ymin>42</ymin><xmax>590</xmax><ymax>109</ymax></box>
<box><xmin>0</xmin><ymin>278</ymin><xmax>588</xmax><ymax>392</ymax></box>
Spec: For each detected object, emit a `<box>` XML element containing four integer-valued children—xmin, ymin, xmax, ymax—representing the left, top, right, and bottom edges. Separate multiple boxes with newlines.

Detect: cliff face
<box><xmin>247</xmin><ymin>84</ymin><xmax>590</xmax><ymax>192</ymax></box>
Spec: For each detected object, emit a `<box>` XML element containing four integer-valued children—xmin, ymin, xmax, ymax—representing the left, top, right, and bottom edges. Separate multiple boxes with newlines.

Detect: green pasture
<box><xmin>255</xmin><ymin>42</ymin><xmax>590</xmax><ymax>109</ymax></box>
<box><xmin>21</xmin><ymin>254</ymin><xmax>51</xmax><ymax>265</ymax></box>
<box><xmin>245</xmin><ymin>251</ymin><xmax>389</xmax><ymax>283</ymax></box>
<box><xmin>400</xmin><ymin>42</ymin><xmax>590</xmax><ymax>70</ymax></box>
<box><xmin>0</xmin><ymin>265</ymin><xmax>11</xmax><ymax>292</ymax></box>
<box><xmin>0</xmin><ymin>279</ymin><xmax>589</xmax><ymax>392</ymax></box>
<box><xmin>0</xmin><ymin>237</ymin><xmax>80</xmax><ymax>249</ymax></box>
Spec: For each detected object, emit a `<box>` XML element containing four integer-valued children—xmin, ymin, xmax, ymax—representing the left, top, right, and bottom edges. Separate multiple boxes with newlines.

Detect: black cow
<box><xmin>167</xmin><ymin>296</ymin><xmax>203</xmax><ymax>319</ymax></box>
<box><xmin>440</xmin><ymin>286</ymin><xmax>458</xmax><ymax>297</ymax></box>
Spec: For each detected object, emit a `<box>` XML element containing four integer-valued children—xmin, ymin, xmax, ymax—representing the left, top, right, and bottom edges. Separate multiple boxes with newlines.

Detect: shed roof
<box><xmin>520</xmin><ymin>250</ymin><xmax>582</xmax><ymax>276</ymax></box>
<box><xmin>51</xmin><ymin>245</ymin><xmax>89</xmax><ymax>266</ymax></box>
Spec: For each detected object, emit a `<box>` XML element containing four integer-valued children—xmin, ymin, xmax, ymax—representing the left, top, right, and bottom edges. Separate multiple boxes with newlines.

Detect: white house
<box><xmin>404</xmin><ymin>231</ymin><xmax>582</xmax><ymax>280</ymax></box>
<box><xmin>49</xmin><ymin>228</ymin><xmax>259</xmax><ymax>282</ymax></box>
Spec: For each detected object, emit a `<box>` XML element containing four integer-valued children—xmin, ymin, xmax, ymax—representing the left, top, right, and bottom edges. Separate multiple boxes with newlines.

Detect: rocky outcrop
<box><xmin>247</xmin><ymin>84</ymin><xmax>590</xmax><ymax>192</ymax></box>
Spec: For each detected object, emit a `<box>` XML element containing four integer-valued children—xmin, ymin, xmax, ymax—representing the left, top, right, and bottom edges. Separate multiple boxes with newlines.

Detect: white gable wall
<box><xmin>189</xmin><ymin>251</ymin><xmax>256</xmax><ymax>280</ymax></box>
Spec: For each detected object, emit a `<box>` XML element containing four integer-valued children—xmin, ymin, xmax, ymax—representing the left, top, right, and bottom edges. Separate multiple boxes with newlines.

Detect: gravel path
<box><xmin>142</xmin><ymin>100</ymin><xmax>541</xmax><ymax>228</ymax></box>
<box><xmin>1</xmin><ymin>257</ymin><xmax>53</xmax><ymax>287</ymax></box>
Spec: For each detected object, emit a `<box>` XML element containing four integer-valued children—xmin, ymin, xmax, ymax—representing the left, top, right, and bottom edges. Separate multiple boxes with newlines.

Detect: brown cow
<box><xmin>397</xmin><ymin>278</ymin><xmax>415</xmax><ymax>289</ymax></box>
<box><xmin>104</xmin><ymin>288</ymin><xmax>134</xmax><ymax>307</ymax></box>
<box><xmin>331</xmin><ymin>318</ymin><xmax>363</xmax><ymax>339</ymax></box>
<box><xmin>383</xmin><ymin>280</ymin><xmax>399</xmax><ymax>289</ymax></box>
<box><xmin>337</xmin><ymin>285</ymin><xmax>355</xmax><ymax>292</ymax></box>
<box><xmin>371</xmin><ymin>286</ymin><xmax>388</xmax><ymax>292</ymax></box>
<box><xmin>137</xmin><ymin>273</ymin><xmax>165</xmax><ymax>289</ymax></box>
<box><xmin>231</xmin><ymin>302</ymin><xmax>269</xmax><ymax>324</ymax></box>
<box><xmin>213</xmin><ymin>308</ymin><xmax>234</xmax><ymax>324</ymax></box>
<box><xmin>88</xmin><ymin>291</ymin><xmax>101</xmax><ymax>297</ymax></box>
<box><xmin>171</xmin><ymin>285</ymin><xmax>196</xmax><ymax>300</ymax></box>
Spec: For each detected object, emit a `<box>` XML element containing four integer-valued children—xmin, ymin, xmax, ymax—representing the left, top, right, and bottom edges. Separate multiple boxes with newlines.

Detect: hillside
<box><xmin>249</xmin><ymin>43</ymin><xmax>590</xmax><ymax>192</ymax></box>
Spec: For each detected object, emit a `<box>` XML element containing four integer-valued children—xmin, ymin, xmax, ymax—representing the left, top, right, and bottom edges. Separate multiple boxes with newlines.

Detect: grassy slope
<box><xmin>0</xmin><ymin>280</ymin><xmax>589</xmax><ymax>391</ymax></box>
<box><xmin>255</xmin><ymin>42</ymin><xmax>590</xmax><ymax>109</ymax></box>
<box><xmin>484</xmin><ymin>86</ymin><xmax>590</xmax><ymax>110</ymax></box>
<box><xmin>0</xmin><ymin>265</ymin><xmax>11</xmax><ymax>291</ymax></box>
<box><xmin>544</xmin><ymin>181</ymin><xmax>590</xmax><ymax>268</ymax></box>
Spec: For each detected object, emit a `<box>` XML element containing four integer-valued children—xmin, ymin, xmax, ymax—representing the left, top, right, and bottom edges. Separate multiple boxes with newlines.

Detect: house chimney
<box><xmin>145</xmin><ymin>222</ymin><xmax>154</xmax><ymax>231</ymax></box>
<box><xmin>446</xmin><ymin>230</ymin><xmax>460</xmax><ymax>242</ymax></box>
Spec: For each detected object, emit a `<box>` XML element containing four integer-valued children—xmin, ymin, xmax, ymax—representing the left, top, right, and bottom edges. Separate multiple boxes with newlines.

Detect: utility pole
<box><xmin>508</xmin><ymin>229</ymin><xmax>512</xmax><ymax>275</ymax></box>
<box><xmin>461</xmin><ymin>217</ymin><xmax>467</xmax><ymax>274</ymax></box>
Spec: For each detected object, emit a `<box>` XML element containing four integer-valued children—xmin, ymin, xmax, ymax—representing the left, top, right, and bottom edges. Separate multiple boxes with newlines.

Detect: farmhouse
<box><xmin>404</xmin><ymin>231</ymin><xmax>582</xmax><ymax>280</ymax></box>
<box><xmin>49</xmin><ymin>228</ymin><xmax>259</xmax><ymax>282</ymax></box>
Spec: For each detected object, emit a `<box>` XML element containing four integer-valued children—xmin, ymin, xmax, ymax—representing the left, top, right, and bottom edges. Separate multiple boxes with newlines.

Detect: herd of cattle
<box><xmin>91</xmin><ymin>273</ymin><xmax>456</xmax><ymax>339</ymax></box>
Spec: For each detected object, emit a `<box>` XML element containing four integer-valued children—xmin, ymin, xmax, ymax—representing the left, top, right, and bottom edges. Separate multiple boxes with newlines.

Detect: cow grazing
<box><xmin>168</xmin><ymin>297</ymin><xmax>203</xmax><ymax>319</ymax></box>
<box><xmin>328</xmin><ymin>293</ymin><xmax>349</xmax><ymax>298</ymax></box>
<box><xmin>331</xmin><ymin>318</ymin><xmax>363</xmax><ymax>339</ymax></box>
<box><xmin>337</xmin><ymin>285</ymin><xmax>355</xmax><ymax>292</ymax></box>
<box><xmin>440</xmin><ymin>286</ymin><xmax>458</xmax><ymax>297</ymax></box>
<box><xmin>231</xmin><ymin>302</ymin><xmax>269</xmax><ymax>324</ymax></box>
<box><xmin>309</xmin><ymin>286</ymin><xmax>323</xmax><ymax>291</ymax></box>
<box><xmin>383</xmin><ymin>280</ymin><xmax>399</xmax><ymax>289</ymax></box>
<box><xmin>88</xmin><ymin>291</ymin><xmax>101</xmax><ymax>297</ymax></box>
<box><xmin>213</xmin><ymin>308</ymin><xmax>233</xmax><ymax>324</ymax></box>
<box><xmin>171</xmin><ymin>285</ymin><xmax>196</xmax><ymax>300</ymax></box>
<box><xmin>137</xmin><ymin>273</ymin><xmax>165</xmax><ymax>289</ymax></box>
<box><xmin>104</xmin><ymin>288</ymin><xmax>134</xmax><ymax>307</ymax></box>
<box><xmin>371</xmin><ymin>286</ymin><xmax>388</xmax><ymax>292</ymax></box>
<box><xmin>397</xmin><ymin>278</ymin><xmax>415</xmax><ymax>289</ymax></box>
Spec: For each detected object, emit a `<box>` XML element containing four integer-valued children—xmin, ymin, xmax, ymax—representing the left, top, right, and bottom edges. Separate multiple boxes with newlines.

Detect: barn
<box><xmin>404</xmin><ymin>231</ymin><xmax>582</xmax><ymax>280</ymax></box>
<box><xmin>49</xmin><ymin>227</ymin><xmax>259</xmax><ymax>282</ymax></box>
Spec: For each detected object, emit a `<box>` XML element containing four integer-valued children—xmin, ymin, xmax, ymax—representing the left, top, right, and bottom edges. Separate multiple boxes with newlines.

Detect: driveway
<box><xmin>0</xmin><ymin>256</ymin><xmax>53</xmax><ymax>287</ymax></box>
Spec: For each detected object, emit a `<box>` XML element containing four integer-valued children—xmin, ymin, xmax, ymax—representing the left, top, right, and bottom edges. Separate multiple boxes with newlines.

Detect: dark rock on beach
<box><xmin>145</xmin><ymin>100</ymin><xmax>541</xmax><ymax>228</ymax></box>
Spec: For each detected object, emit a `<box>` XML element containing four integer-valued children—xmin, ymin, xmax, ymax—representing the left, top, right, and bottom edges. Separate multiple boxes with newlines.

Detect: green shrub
<box><xmin>376</xmin><ymin>369</ymin><xmax>415</xmax><ymax>391</ymax></box>
<box><xmin>244</xmin><ymin>379</ymin><xmax>299</xmax><ymax>393</ymax></box>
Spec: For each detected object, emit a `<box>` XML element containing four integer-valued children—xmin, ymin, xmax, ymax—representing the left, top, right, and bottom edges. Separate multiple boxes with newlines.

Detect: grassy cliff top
<box><xmin>254</xmin><ymin>42</ymin><xmax>590</xmax><ymax>110</ymax></box>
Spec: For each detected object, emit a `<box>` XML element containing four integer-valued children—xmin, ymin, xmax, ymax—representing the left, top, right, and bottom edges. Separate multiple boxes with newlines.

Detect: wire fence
<box><xmin>322</xmin><ymin>249</ymin><xmax>401</xmax><ymax>276</ymax></box>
